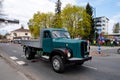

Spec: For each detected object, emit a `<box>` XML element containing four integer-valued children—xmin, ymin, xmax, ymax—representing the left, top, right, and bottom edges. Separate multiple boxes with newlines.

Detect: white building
<box><xmin>94</xmin><ymin>16</ymin><xmax>109</xmax><ymax>34</ymax></box>
<box><xmin>6</xmin><ymin>27</ymin><xmax>31</xmax><ymax>40</ymax></box>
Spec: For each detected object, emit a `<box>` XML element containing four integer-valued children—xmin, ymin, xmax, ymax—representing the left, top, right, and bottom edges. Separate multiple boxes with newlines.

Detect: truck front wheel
<box><xmin>51</xmin><ymin>55</ymin><xmax>65</xmax><ymax>73</ymax></box>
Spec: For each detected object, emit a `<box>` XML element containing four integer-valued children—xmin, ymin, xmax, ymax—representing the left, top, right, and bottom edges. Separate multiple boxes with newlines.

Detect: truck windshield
<box><xmin>52</xmin><ymin>30</ymin><xmax>70</xmax><ymax>39</ymax></box>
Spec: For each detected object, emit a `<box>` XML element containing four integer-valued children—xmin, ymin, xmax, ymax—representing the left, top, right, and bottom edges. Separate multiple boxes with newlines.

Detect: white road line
<box><xmin>83</xmin><ymin>65</ymin><xmax>98</xmax><ymax>70</ymax></box>
<box><xmin>16</xmin><ymin>61</ymin><xmax>26</xmax><ymax>65</ymax></box>
<box><xmin>10</xmin><ymin>56</ymin><xmax>18</xmax><ymax>60</ymax></box>
<box><xmin>21</xmin><ymin>55</ymin><xmax>26</xmax><ymax>58</ymax></box>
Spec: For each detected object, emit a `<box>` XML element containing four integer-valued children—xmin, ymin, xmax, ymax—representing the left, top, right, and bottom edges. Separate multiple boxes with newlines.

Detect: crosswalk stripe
<box><xmin>83</xmin><ymin>65</ymin><xmax>98</xmax><ymax>70</ymax></box>
<box><xmin>16</xmin><ymin>61</ymin><xmax>26</xmax><ymax>65</ymax></box>
<box><xmin>21</xmin><ymin>55</ymin><xmax>26</xmax><ymax>58</ymax></box>
<box><xmin>10</xmin><ymin>56</ymin><xmax>18</xmax><ymax>60</ymax></box>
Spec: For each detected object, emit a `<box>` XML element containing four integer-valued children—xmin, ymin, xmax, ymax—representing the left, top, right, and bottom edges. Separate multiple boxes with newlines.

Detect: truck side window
<box><xmin>44</xmin><ymin>31</ymin><xmax>51</xmax><ymax>38</ymax></box>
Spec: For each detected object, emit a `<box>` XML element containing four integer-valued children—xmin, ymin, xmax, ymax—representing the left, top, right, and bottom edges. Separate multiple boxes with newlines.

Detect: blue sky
<box><xmin>91</xmin><ymin>0</ymin><xmax>120</xmax><ymax>18</ymax></box>
<box><xmin>0</xmin><ymin>0</ymin><xmax>120</xmax><ymax>34</ymax></box>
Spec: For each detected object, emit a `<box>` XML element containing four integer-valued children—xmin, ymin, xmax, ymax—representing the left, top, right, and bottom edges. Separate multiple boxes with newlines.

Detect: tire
<box><xmin>117</xmin><ymin>48</ymin><xmax>120</xmax><ymax>54</ymax></box>
<box><xmin>25</xmin><ymin>48</ymin><xmax>35</xmax><ymax>60</ymax></box>
<box><xmin>51</xmin><ymin>55</ymin><xmax>65</xmax><ymax>73</ymax></box>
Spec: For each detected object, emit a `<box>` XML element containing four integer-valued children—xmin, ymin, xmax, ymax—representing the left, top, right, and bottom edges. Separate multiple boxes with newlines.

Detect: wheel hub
<box><xmin>53</xmin><ymin>59</ymin><xmax>60</xmax><ymax>70</ymax></box>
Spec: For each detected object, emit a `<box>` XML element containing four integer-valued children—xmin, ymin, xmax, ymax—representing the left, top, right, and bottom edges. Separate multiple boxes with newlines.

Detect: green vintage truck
<box><xmin>21</xmin><ymin>28</ymin><xmax>92</xmax><ymax>73</ymax></box>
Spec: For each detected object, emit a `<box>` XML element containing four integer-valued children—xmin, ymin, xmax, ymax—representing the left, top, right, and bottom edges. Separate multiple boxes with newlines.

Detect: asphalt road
<box><xmin>0</xmin><ymin>57</ymin><xmax>28</xmax><ymax>80</ymax></box>
<box><xmin>0</xmin><ymin>43</ymin><xmax>120</xmax><ymax>80</ymax></box>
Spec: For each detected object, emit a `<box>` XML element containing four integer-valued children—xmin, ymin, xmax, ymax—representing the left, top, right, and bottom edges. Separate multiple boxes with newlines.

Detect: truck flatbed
<box><xmin>21</xmin><ymin>39</ymin><xmax>42</xmax><ymax>48</ymax></box>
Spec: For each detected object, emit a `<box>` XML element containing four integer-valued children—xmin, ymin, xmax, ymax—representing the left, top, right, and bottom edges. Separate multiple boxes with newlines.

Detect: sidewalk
<box><xmin>0</xmin><ymin>56</ymin><xmax>28</xmax><ymax>80</ymax></box>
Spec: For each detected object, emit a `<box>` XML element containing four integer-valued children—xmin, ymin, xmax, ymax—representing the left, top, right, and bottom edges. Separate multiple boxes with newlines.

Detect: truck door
<box><xmin>43</xmin><ymin>30</ymin><xmax>53</xmax><ymax>53</ymax></box>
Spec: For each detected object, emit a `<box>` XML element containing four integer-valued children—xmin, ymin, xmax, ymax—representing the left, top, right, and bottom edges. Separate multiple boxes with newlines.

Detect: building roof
<box><xmin>12</xmin><ymin>27</ymin><xmax>30</xmax><ymax>32</ymax></box>
<box><xmin>94</xmin><ymin>16</ymin><xmax>109</xmax><ymax>21</ymax></box>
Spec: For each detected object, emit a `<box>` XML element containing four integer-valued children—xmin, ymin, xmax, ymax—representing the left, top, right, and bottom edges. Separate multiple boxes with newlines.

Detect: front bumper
<box><xmin>68</xmin><ymin>56</ymin><xmax>92</xmax><ymax>63</ymax></box>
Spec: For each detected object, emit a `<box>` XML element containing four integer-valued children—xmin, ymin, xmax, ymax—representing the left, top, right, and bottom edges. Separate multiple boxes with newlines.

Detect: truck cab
<box><xmin>22</xmin><ymin>28</ymin><xmax>92</xmax><ymax>73</ymax></box>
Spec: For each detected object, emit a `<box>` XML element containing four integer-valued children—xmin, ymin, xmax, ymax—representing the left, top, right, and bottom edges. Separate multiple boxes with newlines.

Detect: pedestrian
<box><xmin>110</xmin><ymin>39</ymin><xmax>113</xmax><ymax>47</ymax></box>
<box><xmin>117</xmin><ymin>41</ymin><xmax>119</xmax><ymax>46</ymax></box>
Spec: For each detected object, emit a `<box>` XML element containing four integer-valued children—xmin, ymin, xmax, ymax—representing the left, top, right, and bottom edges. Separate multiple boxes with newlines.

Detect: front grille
<box><xmin>81</xmin><ymin>42</ymin><xmax>87</xmax><ymax>58</ymax></box>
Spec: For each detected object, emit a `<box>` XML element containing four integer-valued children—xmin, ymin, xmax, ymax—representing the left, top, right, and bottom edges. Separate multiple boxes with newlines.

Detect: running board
<box><xmin>39</xmin><ymin>56</ymin><xmax>49</xmax><ymax>61</ymax></box>
<box><xmin>41</xmin><ymin>56</ymin><xmax>49</xmax><ymax>59</ymax></box>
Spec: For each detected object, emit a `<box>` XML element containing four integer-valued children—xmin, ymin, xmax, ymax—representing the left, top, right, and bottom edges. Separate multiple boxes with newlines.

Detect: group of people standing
<box><xmin>93</xmin><ymin>38</ymin><xmax>119</xmax><ymax>46</ymax></box>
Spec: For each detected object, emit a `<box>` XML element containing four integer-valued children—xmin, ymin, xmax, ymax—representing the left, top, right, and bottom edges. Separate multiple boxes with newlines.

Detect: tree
<box><xmin>62</xmin><ymin>4</ymin><xmax>91</xmax><ymax>38</ymax></box>
<box><xmin>53</xmin><ymin>0</ymin><xmax>62</xmax><ymax>28</ymax></box>
<box><xmin>86</xmin><ymin>3</ymin><xmax>95</xmax><ymax>40</ymax></box>
<box><xmin>21</xmin><ymin>24</ymin><xmax>24</xmax><ymax>29</ymax></box>
<box><xmin>113</xmin><ymin>23</ymin><xmax>120</xmax><ymax>33</ymax></box>
<box><xmin>28</xmin><ymin>12</ymin><xmax>54</xmax><ymax>38</ymax></box>
<box><xmin>55</xmin><ymin>0</ymin><xmax>61</xmax><ymax>14</ymax></box>
<box><xmin>28</xmin><ymin>4</ymin><xmax>91</xmax><ymax>38</ymax></box>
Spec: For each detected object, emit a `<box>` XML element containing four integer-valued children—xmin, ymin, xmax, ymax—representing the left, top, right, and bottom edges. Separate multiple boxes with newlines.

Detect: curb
<box><xmin>0</xmin><ymin>50</ymin><xmax>37</xmax><ymax>80</ymax></box>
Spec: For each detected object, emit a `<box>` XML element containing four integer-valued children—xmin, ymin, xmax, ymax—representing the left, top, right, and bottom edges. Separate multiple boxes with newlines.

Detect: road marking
<box><xmin>16</xmin><ymin>61</ymin><xmax>26</xmax><ymax>65</ymax></box>
<box><xmin>83</xmin><ymin>65</ymin><xmax>98</xmax><ymax>70</ymax></box>
<box><xmin>10</xmin><ymin>56</ymin><xmax>18</xmax><ymax>60</ymax></box>
<box><xmin>21</xmin><ymin>55</ymin><xmax>26</xmax><ymax>58</ymax></box>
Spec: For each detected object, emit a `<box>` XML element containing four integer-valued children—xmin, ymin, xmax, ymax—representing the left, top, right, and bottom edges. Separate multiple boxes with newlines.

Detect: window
<box><xmin>13</xmin><ymin>33</ymin><xmax>17</xmax><ymax>37</ymax></box>
<box><xmin>103</xmin><ymin>20</ymin><xmax>105</xmax><ymax>22</ymax></box>
<box><xmin>52</xmin><ymin>30</ymin><xmax>70</xmax><ymax>39</ymax></box>
<box><xmin>25</xmin><ymin>33</ymin><xmax>28</xmax><ymax>35</ymax></box>
<box><xmin>102</xmin><ymin>24</ymin><xmax>105</xmax><ymax>26</ymax></box>
<box><xmin>44</xmin><ymin>31</ymin><xmax>51</xmax><ymax>38</ymax></box>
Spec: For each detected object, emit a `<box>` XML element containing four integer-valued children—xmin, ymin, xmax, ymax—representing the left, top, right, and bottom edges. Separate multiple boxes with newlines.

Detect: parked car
<box><xmin>13</xmin><ymin>39</ymin><xmax>21</xmax><ymax>44</ymax></box>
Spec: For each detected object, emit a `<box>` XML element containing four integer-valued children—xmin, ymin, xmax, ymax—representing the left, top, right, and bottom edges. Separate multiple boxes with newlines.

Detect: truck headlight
<box><xmin>67</xmin><ymin>52</ymin><xmax>71</xmax><ymax>57</ymax></box>
<box><xmin>64</xmin><ymin>49</ymin><xmax>71</xmax><ymax>58</ymax></box>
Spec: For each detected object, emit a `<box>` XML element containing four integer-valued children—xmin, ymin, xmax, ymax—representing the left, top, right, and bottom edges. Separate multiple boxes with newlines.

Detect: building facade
<box><xmin>7</xmin><ymin>27</ymin><xmax>31</xmax><ymax>40</ymax></box>
<box><xmin>94</xmin><ymin>16</ymin><xmax>109</xmax><ymax>34</ymax></box>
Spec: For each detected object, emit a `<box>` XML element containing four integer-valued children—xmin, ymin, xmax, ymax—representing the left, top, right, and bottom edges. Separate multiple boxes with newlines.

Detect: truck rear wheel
<box><xmin>51</xmin><ymin>55</ymin><xmax>65</xmax><ymax>73</ymax></box>
<box><xmin>25</xmin><ymin>48</ymin><xmax>35</xmax><ymax>60</ymax></box>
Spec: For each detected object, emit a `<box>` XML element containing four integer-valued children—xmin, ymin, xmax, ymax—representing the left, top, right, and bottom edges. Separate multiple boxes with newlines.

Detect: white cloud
<box><xmin>0</xmin><ymin>0</ymin><xmax>77</xmax><ymax>33</ymax></box>
<box><xmin>2</xmin><ymin>0</ymin><xmax>118</xmax><ymax>35</ymax></box>
<box><xmin>3</xmin><ymin>0</ymin><xmax>77</xmax><ymax>22</ymax></box>
<box><xmin>108</xmin><ymin>14</ymin><xmax>120</xmax><ymax>34</ymax></box>
<box><xmin>61</xmin><ymin>0</ymin><xmax>76</xmax><ymax>7</ymax></box>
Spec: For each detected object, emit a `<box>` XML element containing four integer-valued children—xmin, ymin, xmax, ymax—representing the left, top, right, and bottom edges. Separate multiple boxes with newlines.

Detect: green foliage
<box><xmin>55</xmin><ymin>0</ymin><xmax>61</xmax><ymax>14</ymax></box>
<box><xmin>62</xmin><ymin>4</ymin><xmax>91</xmax><ymax>38</ymax></box>
<box><xmin>52</xmin><ymin>14</ymin><xmax>62</xmax><ymax>28</ymax></box>
<box><xmin>28</xmin><ymin>12</ymin><xmax>54</xmax><ymax>38</ymax></box>
<box><xmin>113</xmin><ymin>23</ymin><xmax>120</xmax><ymax>33</ymax></box>
<box><xmin>86</xmin><ymin>3</ymin><xmax>93</xmax><ymax>16</ymax></box>
<box><xmin>28</xmin><ymin>4</ymin><xmax>92</xmax><ymax>39</ymax></box>
<box><xmin>86</xmin><ymin>3</ymin><xmax>95</xmax><ymax>40</ymax></box>
<box><xmin>53</xmin><ymin>0</ymin><xmax>62</xmax><ymax>28</ymax></box>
